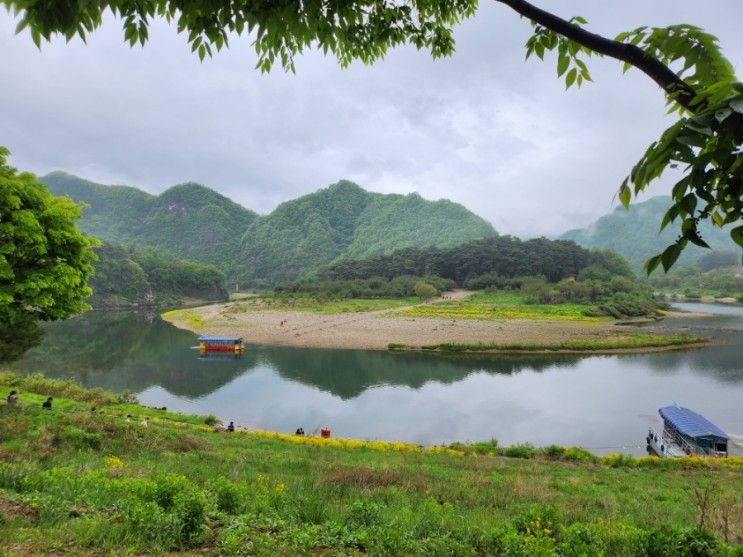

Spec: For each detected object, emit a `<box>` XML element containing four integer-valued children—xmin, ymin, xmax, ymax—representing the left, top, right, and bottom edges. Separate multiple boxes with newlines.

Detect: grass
<box><xmin>222</xmin><ymin>295</ymin><xmax>419</xmax><ymax>314</ymax></box>
<box><xmin>397</xmin><ymin>290</ymin><xmax>608</xmax><ymax>322</ymax></box>
<box><xmin>396</xmin><ymin>333</ymin><xmax>708</xmax><ymax>353</ymax></box>
<box><xmin>161</xmin><ymin>308</ymin><xmax>206</xmax><ymax>329</ymax></box>
<box><xmin>0</xmin><ymin>372</ymin><xmax>741</xmax><ymax>555</ymax></box>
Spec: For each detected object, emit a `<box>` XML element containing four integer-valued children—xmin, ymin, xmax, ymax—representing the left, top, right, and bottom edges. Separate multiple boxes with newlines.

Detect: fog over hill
<box><xmin>560</xmin><ymin>196</ymin><xmax>738</xmax><ymax>269</ymax></box>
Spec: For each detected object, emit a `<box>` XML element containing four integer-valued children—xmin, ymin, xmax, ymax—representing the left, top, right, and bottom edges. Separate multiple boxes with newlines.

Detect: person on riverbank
<box><xmin>42</xmin><ymin>397</ymin><xmax>52</xmax><ymax>410</ymax></box>
<box><xmin>227</xmin><ymin>421</ymin><xmax>235</xmax><ymax>432</ymax></box>
<box><xmin>6</xmin><ymin>390</ymin><xmax>18</xmax><ymax>405</ymax></box>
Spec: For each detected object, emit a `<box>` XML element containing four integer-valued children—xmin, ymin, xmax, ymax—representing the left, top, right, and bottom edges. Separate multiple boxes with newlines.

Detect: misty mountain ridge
<box><xmin>560</xmin><ymin>195</ymin><xmax>738</xmax><ymax>269</ymax></box>
<box><xmin>42</xmin><ymin>173</ymin><xmax>496</xmax><ymax>285</ymax></box>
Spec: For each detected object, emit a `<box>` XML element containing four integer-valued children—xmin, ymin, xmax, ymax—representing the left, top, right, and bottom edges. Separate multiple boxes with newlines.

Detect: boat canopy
<box><xmin>659</xmin><ymin>406</ymin><xmax>728</xmax><ymax>441</ymax></box>
<box><xmin>198</xmin><ymin>336</ymin><xmax>243</xmax><ymax>344</ymax></box>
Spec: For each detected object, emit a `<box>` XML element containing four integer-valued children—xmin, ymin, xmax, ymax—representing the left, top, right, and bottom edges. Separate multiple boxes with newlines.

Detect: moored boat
<box><xmin>198</xmin><ymin>336</ymin><xmax>244</xmax><ymax>354</ymax></box>
<box><xmin>647</xmin><ymin>404</ymin><xmax>728</xmax><ymax>458</ymax></box>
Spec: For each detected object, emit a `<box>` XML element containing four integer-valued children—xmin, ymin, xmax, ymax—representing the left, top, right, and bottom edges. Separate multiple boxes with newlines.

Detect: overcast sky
<box><xmin>2</xmin><ymin>1</ymin><xmax>742</xmax><ymax>237</ymax></box>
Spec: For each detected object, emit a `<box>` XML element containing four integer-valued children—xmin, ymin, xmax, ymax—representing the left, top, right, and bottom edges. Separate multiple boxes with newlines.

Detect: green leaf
<box><xmin>680</xmin><ymin>193</ymin><xmax>697</xmax><ymax>215</ymax></box>
<box><xmin>660</xmin><ymin>243</ymin><xmax>682</xmax><ymax>272</ymax></box>
<box><xmin>644</xmin><ymin>255</ymin><xmax>662</xmax><ymax>275</ymax></box>
<box><xmin>660</xmin><ymin>205</ymin><xmax>679</xmax><ymax>230</ymax></box>
<box><xmin>618</xmin><ymin>181</ymin><xmax>631</xmax><ymax>208</ymax></box>
<box><xmin>565</xmin><ymin>68</ymin><xmax>577</xmax><ymax>89</ymax></box>
<box><xmin>731</xmin><ymin>226</ymin><xmax>743</xmax><ymax>248</ymax></box>
<box><xmin>557</xmin><ymin>53</ymin><xmax>569</xmax><ymax>77</ymax></box>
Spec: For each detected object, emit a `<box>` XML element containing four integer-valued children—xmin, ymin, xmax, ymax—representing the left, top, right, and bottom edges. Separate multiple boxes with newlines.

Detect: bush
<box><xmin>203</xmin><ymin>415</ymin><xmax>220</xmax><ymax>426</ymax></box>
<box><xmin>344</xmin><ymin>500</ymin><xmax>384</xmax><ymax>529</ymax></box>
<box><xmin>210</xmin><ymin>476</ymin><xmax>242</xmax><ymax>515</ymax></box>
<box><xmin>504</xmin><ymin>444</ymin><xmax>537</xmax><ymax>459</ymax></box>
<box><xmin>172</xmin><ymin>489</ymin><xmax>208</xmax><ymax>544</ymax></box>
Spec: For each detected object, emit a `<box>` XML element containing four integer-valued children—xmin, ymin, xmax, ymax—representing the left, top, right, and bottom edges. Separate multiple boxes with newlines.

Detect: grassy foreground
<box><xmin>1</xmin><ymin>372</ymin><xmax>742</xmax><ymax>556</ymax></box>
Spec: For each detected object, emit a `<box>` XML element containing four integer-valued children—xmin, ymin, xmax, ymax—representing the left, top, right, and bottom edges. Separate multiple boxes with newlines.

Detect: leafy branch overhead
<box><xmin>4</xmin><ymin>0</ymin><xmax>743</xmax><ymax>271</ymax></box>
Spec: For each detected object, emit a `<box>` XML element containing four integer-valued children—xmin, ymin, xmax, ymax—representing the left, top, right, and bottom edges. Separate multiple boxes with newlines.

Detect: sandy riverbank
<box><xmin>162</xmin><ymin>294</ymin><xmax>703</xmax><ymax>353</ymax></box>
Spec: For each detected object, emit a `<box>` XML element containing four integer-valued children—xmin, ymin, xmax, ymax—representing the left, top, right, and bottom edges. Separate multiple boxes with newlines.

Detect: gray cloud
<box><xmin>2</xmin><ymin>1</ymin><xmax>742</xmax><ymax>237</ymax></box>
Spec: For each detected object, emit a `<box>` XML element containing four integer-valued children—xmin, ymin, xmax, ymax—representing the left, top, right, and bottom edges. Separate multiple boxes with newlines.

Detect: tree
<box><xmin>5</xmin><ymin>0</ymin><xmax>743</xmax><ymax>271</ymax></box>
<box><xmin>414</xmin><ymin>280</ymin><xmax>438</xmax><ymax>301</ymax></box>
<box><xmin>0</xmin><ymin>147</ymin><xmax>97</xmax><ymax>361</ymax></box>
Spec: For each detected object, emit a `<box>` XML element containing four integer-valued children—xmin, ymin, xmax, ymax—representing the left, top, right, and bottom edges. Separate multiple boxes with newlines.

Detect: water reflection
<box><xmin>14</xmin><ymin>311</ymin><xmax>585</xmax><ymax>399</ymax></box>
<box><xmin>12</xmin><ymin>305</ymin><xmax>743</xmax><ymax>450</ymax></box>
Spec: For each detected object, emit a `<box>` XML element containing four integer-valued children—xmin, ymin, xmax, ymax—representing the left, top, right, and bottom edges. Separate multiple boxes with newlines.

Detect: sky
<box><xmin>2</xmin><ymin>1</ymin><xmax>742</xmax><ymax>238</ymax></box>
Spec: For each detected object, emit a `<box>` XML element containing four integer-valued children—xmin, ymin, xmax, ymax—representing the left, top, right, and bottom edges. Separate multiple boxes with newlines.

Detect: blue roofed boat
<box><xmin>197</xmin><ymin>336</ymin><xmax>244</xmax><ymax>354</ymax></box>
<box><xmin>647</xmin><ymin>404</ymin><xmax>728</xmax><ymax>458</ymax></box>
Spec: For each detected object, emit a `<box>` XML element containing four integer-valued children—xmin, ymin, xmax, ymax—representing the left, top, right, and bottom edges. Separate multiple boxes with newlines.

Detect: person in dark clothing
<box><xmin>6</xmin><ymin>390</ymin><xmax>18</xmax><ymax>404</ymax></box>
<box><xmin>295</xmin><ymin>427</ymin><xmax>305</xmax><ymax>436</ymax></box>
<box><xmin>42</xmin><ymin>397</ymin><xmax>52</xmax><ymax>410</ymax></box>
<box><xmin>227</xmin><ymin>421</ymin><xmax>235</xmax><ymax>432</ymax></box>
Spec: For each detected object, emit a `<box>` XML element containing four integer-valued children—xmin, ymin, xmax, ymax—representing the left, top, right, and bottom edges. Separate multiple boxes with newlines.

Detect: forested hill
<box><xmin>560</xmin><ymin>196</ymin><xmax>737</xmax><ymax>269</ymax></box>
<box><xmin>90</xmin><ymin>243</ymin><xmax>228</xmax><ymax>308</ymax></box>
<box><xmin>41</xmin><ymin>172</ymin><xmax>258</xmax><ymax>281</ymax></box>
<box><xmin>240</xmin><ymin>180</ymin><xmax>496</xmax><ymax>284</ymax></box>
<box><xmin>43</xmin><ymin>173</ymin><xmax>496</xmax><ymax>286</ymax></box>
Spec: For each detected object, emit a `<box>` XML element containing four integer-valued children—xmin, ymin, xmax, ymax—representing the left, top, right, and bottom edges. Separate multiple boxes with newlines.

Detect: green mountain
<box><xmin>560</xmin><ymin>196</ymin><xmax>737</xmax><ymax>269</ymax></box>
<box><xmin>42</xmin><ymin>173</ymin><xmax>496</xmax><ymax>286</ymax></box>
<box><xmin>41</xmin><ymin>172</ymin><xmax>258</xmax><ymax>281</ymax></box>
<box><xmin>240</xmin><ymin>180</ymin><xmax>497</xmax><ymax>284</ymax></box>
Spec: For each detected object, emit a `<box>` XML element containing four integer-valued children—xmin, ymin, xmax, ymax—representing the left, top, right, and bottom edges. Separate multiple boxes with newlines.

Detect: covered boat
<box><xmin>198</xmin><ymin>336</ymin><xmax>244</xmax><ymax>354</ymax></box>
<box><xmin>647</xmin><ymin>404</ymin><xmax>728</xmax><ymax>458</ymax></box>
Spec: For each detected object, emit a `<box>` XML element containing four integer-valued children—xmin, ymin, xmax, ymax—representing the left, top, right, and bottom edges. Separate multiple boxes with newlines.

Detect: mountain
<box><xmin>239</xmin><ymin>180</ymin><xmax>497</xmax><ymax>284</ymax></box>
<box><xmin>43</xmin><ymin>173</ymin><xmax>496</xmax><ymax>286</ymax></box>
<box><xmin>41</xmin><ymin>172</ymin><xmax>258</xmax><ymax>281</ymax></box>
<box><xmin>560</xmin><ymin>196</ymin><xmax>737</xmax><ymax>269</ymax></box>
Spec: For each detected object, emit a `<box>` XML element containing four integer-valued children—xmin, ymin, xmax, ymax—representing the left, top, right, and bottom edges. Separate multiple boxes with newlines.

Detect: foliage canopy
<box><xmin>0</xmin><ymin>148</ymin><xmax>97</xmax><ymax>360</ymax></box>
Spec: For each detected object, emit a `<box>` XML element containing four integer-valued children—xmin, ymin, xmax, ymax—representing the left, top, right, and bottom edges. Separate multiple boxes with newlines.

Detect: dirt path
<box><xmin>165</xmin><ymin>291</ymin><xmax>629</xmax><ymax>351</ymax></box>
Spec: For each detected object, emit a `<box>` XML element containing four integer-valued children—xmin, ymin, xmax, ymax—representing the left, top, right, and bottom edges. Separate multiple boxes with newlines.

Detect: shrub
<box><xmin>344</xmin><ymin>499</ymin><xmax>384</xmax><ymax>529</ymax></box>
<box><xmin>504</xmin><ymin>444</ymin><xmax>537</xmax><ymax>459</ymax></box>
<box><xmin>210</xmin><ymin>476</ymin><xmax>242</xmax><ymax>515</ymax></box>
<box><xmin>543</xmin><ymin>445</ymin><xmax>565</xmax><ymax>459</ymax></box>
<box><xmin>172</xmin><ymin>489</ymin><xmax>208</xmax><ymax>544</ymax></box>
<box><xmin>154</xmin><ymin>474</ymin><xmax>192</xmax><ymax>510</ymax></box>
<box><xmin>203</xmin><ymin>414</ymin><xmax>220</xmax><ymax>426</ymax></box>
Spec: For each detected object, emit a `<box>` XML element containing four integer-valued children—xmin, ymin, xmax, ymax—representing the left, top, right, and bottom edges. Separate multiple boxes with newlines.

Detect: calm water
<box><xmin>13</xmin><ymin>303</ymin><xmax>743</xmax><ymax>454</ymax></box>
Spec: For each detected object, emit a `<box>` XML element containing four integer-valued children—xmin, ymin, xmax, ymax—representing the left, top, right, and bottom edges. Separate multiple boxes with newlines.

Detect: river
<box><xmin>12</xmin><ymin>303</ymin><xmax>743</xmax><ymax>454</ymax></box>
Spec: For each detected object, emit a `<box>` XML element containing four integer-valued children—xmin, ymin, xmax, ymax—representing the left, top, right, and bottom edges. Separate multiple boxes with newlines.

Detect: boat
<box><xmin>198</xmin><ymin>336</ymin><xmax>244</xmax><ymax>355</ymax></box>
<box><xmin>647</xmin><ymin>404</ymin><xmax>728</xmax><ymax>458</ymax></box>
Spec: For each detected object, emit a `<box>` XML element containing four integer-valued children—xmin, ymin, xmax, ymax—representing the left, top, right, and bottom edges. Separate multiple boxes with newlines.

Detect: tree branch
<box><xmin>494</xmin><ymin>0</ymin><xmax>700</xmax><ymax>111</ymax></box>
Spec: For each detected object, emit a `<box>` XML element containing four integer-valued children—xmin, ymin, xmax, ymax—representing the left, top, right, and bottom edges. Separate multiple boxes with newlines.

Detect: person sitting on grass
<box><xmin>227</xmin><ymin>421</ymin><xmax>235</xmax><ymax>432</ymax></box>
<box><xmin>6</xmin><ymin>390</ymin><xmax>18</xmax><ymax>405</ymax></box>
<box><xmin>42</xmin><ymin>397</ymin><xmax>52</xmax><ymax>410</ymax></box>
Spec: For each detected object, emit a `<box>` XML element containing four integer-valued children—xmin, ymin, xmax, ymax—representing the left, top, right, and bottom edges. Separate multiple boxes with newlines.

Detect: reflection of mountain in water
<box><xmin>16</xmin><ymin>308</ymin><xmax>742</xmax><ymax>401</ymax></box>
<box><xmin>14</xmin><ymin>312</ymin><xmax>251</xmax><ymax>398</ymax></box>
<box><xmin>261</xmin><ymin>347</ymin><xmax>582</xmax><ymax>399</ymax></box>
<box><xmin>13</xmin><ymin>311</ymin><xmax>584</xmax><ymax>400</ymax></box>
<box><xmin>638</xmin><ymin>328</ymin><xmax>743</xmax><ymax>383</ymax></box>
